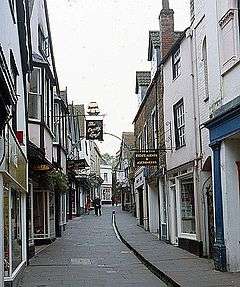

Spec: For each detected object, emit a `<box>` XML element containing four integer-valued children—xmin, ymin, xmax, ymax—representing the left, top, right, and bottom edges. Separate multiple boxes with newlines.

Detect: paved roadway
<box><xmin>19</xmin><ymin>206</ymin><xmax>166</xmax><ymax>287</ymax></box>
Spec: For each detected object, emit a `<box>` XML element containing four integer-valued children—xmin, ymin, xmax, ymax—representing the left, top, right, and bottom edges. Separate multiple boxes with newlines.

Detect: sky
<box><xmin>47</xmin><ymin>0</ymin><xmax>190</xmax><ymax>156</ymax></box>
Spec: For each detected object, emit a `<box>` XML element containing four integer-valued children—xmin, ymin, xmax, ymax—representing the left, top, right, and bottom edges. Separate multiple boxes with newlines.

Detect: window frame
<box><xmin>151</xmin><ymin>108</ymin><xmax>157</xmax><ymax>149</ymax></box>
<box><xmin>38</xmin><ymin>26</ymin><xmax>49</xmax><ymax>59</ymax></box>
<box><xmin>172</xmin><ymin>47</ymin><xmax>181</xmax><ymax>80</ymax></box>
<box><xmin>173</xmin><ymin>98</ymin><xmax>185</xmax><ymax>149</ymax></box>
<box><xmin>29</xmin><ymin>67</ymin><xmax>42</xmax><ymax>121</ymax></box>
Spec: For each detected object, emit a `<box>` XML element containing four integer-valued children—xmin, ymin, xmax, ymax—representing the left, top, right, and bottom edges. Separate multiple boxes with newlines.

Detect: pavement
<box><xmin>19</xmin><ymin>206</ymin><xmax>166</xmax><ymax>287</ymax></box>
<box><xmin>115</xmin><ymin>208</ymin><xmax>240</xmax><ymax>287</ymax></box>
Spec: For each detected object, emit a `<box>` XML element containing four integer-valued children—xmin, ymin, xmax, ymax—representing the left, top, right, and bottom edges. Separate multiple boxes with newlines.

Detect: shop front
<box><xmin>206</xmin><ymin>98</ymin><xmax>240</xmax><ymax>272</ymax></box>
<box><xmin>0</xmin><ymin>125</ymin><xmax>27</xmax><ymax>286</ymax></box>
<box><xmin>167</xmin><ymin>163</ymin><xmax>202</xmax><ymax>256</ymax></box>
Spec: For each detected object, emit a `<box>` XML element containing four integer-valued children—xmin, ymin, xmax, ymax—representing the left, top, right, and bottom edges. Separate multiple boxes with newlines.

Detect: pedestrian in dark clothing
<box><xmin>111</xmin><ymin>196</ymin><xmax>115</xmax><ymax>206</ymax></box>
<box><xmin>93</xmin><ymin>197</ymin><xmax>102</xmax><ymax>216</ymax></box>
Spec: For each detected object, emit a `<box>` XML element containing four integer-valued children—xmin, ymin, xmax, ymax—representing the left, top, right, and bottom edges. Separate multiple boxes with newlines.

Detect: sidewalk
<box><xmin>115</xmin><ymin>209</ymin><xmax>240</xmax><ymax>287</ymax></box>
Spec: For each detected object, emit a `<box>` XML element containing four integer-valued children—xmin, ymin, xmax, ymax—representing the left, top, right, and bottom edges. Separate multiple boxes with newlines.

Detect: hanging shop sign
<box><xmin>135</xmin><ymin>150</ymin><xmax>159</xmax><ymax>166</ymax></box>
<box><xmin>32</xmin><ymin>164</ymin><xmax>51</xmax><ymax>171</ymax></box>
<box><xmin>67</xmin><ymin>159</ymin><xmax>89</xmax><ymax>170</ymax></box>
<box><xmin>86</xmin><ymin>120</ymin><xmax>103</xmax><ymax>141</ymax></box>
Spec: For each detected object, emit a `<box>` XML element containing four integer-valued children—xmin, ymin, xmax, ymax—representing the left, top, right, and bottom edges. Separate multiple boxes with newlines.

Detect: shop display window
<box><xmin>11</xmin><ymin>189</ymin><xmax>22</xmax><ymax>272</ymax></box>
<box><xmin>4</xmin><ymin>189</ymin><xmax>10</xmax><ymax>277</ymax></box>
<box><xmin>180</xmin><ymin>178</ymin><xmax>196</xmax><ymax>234</ymax></box>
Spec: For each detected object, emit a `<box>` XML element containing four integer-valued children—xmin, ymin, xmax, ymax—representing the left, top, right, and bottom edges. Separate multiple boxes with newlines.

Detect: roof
<box><xmin>149</xmin><ymin>31</ymin><xmax>160</xmax><ymax>48</ymax></box>
<box><xmin>135</xmin><ymin>71</ymin><xmax>151</xmax><ymax>94</ymax></box>
<box><xmin>148</xmin><ymin>31</ymin><xmax>160</xmax><ymax>61</ymax></box>
<box><xmin>122</xmin><ymin>132</ymin><xmax>135</xmax><ymax>148</ymax></box>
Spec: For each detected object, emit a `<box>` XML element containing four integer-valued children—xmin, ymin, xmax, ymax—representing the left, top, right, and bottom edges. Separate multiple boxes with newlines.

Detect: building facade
<box><xmin>0</xmin><ymin>0</ymin><xmax>31</xmax><ymax>285</ymax></box>
<box><xmin>100</xmin><ymin>164</ymin><xmax>112</xmax><ymax>204</ymax></box>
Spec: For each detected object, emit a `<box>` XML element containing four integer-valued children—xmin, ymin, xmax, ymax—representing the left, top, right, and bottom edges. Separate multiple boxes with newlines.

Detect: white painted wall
<box><xmin>163</xmin><ymin>33</ymin><xmax>196</xmax><ymax>170</ymax></box>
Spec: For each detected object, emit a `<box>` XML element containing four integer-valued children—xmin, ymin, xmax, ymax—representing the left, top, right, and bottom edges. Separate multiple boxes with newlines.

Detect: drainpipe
<box><xmin>0</xmin><ymin>174</ymin><xmax>4</xmax><ymax>287</ymax></box>
<box><xmin>155</xmin><ymin>71</ymin><xmax>162</xmax><ymax>240</ymax></box>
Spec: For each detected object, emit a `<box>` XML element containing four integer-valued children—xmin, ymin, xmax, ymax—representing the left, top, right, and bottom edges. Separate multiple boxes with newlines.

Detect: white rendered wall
<box><xmin>163</xmin><ymin>34</ymin><xmax>196</xmax><ymax>171</ymax></box>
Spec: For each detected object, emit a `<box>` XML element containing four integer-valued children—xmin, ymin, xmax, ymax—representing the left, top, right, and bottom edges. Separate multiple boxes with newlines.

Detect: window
<box><xmin>44</xmin><ymin>78</ymin><xmax>50</xmax><ymax>126</ymax></box>
<box><xmin>138</xmin><ymin>134</ymin><xmax>143</xmax><ymax>151</ymax></box>
<box><xmin>151</xmin><ymin>109</ymin><xmax>157</xmax><ymax>149</ymax></box>
<box><xmin>173</xmin><ymin>99</ymin><xmax>185</xmax><ymax>149</ymax></box>
<box><xmin>202</xmin><ymin>38</ymin><xmax>209</xmax><ymax>101</ymax></box>
<box><xmin>54</xmin><ymin>103</ymin><xmax>59</xmax><ymax>142</ymax></box>
<box><xmin>143</xmin><ymin>124</ymin><xmax>148</xmax><ymax>150</ymax></box>
<box><xmin>172</xmin><ymin>47</ymin><xmax>181</xmax><ymax>79</ymax></box>
<box><xmin>38</xmin><ymin>27</ymin><xmax>49</xmax><ymax>58</ymax></box>
<box><xmin>10</xmin><ymin>51</ymin><xmax>18</xmax><ymax>132</ymax></box>
<box><xmin>104</xmin><ymin>173</ymin><xmax>108</xmax><ymax>182</ymax></box>
<box><xmin>29</xmin><ymin>68</ymin><xmax>41</xmax><ymax>120</ymax></box>
<box><xmin>180</xmin><ymin>178</ymin><xmax>196</xmax><ymax>234</ymax></box>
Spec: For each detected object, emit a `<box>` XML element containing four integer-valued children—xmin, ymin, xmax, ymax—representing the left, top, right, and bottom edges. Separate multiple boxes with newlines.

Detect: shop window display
<box><xmin>180</xmin><ymin>178</ymin><xmax>196</xmax><ymax>234</ymax></box>
<box><xmin>11</xmin><ymin>189</ymin><xmax>22</xmax><ymax>272</ymax></box>
<box><xmin>4</xmin><ymin>189</ymin><xmax>10</xmax><ymax>277</ymax></box>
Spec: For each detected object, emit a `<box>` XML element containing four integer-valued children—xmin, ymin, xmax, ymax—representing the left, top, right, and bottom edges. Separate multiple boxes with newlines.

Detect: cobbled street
<box><xmin>19</xmin><ymin>207</ymin><xmax>165</xmax><ymax>287</ymax></box>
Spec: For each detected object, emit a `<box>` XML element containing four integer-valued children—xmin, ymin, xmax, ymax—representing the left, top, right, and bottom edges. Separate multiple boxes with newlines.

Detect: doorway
<box><xmin>138</xmin><ymin>187</ymin><xmax>144</xmax><ymax>226</ymax></box>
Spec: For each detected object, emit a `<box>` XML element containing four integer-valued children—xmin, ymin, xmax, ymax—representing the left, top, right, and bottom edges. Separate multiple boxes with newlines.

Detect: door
<box><xmin>206</xmin><ymin>185</ymin><xmax>214</xmax><ymax>258</ymax></box>
<box><xmin>138</xmin><ymin>187</ymin><xmax>144</xmax><ymax>226</ymax></box>
<box><xmin>170</xmin><ymin>185</ymin><xmax>178</xmax><ymax>245</ymax></box>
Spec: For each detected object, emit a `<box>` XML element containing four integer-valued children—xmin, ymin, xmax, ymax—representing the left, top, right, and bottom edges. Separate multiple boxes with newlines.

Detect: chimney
<box><xmin>159</xmin><ymin>0</ymin><xmax>174</xmax><ymax>58</ymax></box>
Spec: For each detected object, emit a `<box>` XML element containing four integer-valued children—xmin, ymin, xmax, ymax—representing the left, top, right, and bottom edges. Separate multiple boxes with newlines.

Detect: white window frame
<box><xmin>151</xmin><ymin>108</ymin><xmax>157</xmax><ymax>149</ymax></box>
<box><xmin>172</xmin><ymin>47</ymin><xmax>181</xmax><ymax>79</ymax></box>
<box><xmin>174</xmin><ymin>99</ymin><xmax>185</xmax><ymax>149</ymax></box>
<box><xmin>29</xmin><ymin>68</ymin><xmax>42</xmax><ymax>121</ymax></box>
<box><xmin>176</xmin><ymin>174</ymin><xmax>197</xmax><ymax>240</ymax></box>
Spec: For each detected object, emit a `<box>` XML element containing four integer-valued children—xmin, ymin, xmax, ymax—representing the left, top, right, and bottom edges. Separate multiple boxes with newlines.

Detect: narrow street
<box><xmin>19</xmin><ymin>207</ymin><xmax>165</xmax><ymax>287</ymax></box>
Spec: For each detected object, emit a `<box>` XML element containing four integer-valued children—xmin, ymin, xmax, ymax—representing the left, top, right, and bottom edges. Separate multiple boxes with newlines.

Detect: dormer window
<box><xmin>38</xmin><ymin>27</ymin><xmax>49</xmax><ymax>58</ymax></box>
<box><xmin>172</xmin><ymin>47</ymin><xmax>181</xmax><ymax>79</ymax></box>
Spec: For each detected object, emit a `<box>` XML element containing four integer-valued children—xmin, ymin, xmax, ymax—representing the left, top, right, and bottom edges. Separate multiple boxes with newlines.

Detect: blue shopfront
<box><xmin>206</xmin><ymin>97</ymin><xmax>240</xmax><ymax>272</ymax></box>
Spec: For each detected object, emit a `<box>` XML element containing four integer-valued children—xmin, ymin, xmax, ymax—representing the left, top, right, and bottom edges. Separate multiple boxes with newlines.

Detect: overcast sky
<box><xmin>47</xmin><ymin>0</ymin><xmax>190</xmax><ymax>155</ymax></box>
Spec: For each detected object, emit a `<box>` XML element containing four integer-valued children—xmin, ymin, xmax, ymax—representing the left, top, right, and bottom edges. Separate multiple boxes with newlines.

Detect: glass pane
<box><xmin>33</xmin><ymin>192</ymin><xmax>44</xmax><ymax>235</ymax></box>
<box><xmin>180</xmin><ymin>179</ymin><xmax>196</xmax><ymax>234</ymax></box>
<box><xmin>11</xmin><ymin>190</ymin><xmax>22</xmax><ymax>272</ymax></box>
<box><xmin>4</xmin><ymin>189</ymin><xmax>10</xmax><ymax>277</ymax></box>
<box><xmin>29</xmin><ymin>93</ymin><xmax>41</xmax><ymax>120</ymax></box>
<box><xmin>30</xmin><ymin>69</ymin><xmax>40</xmax><ymax>93</ymax></box>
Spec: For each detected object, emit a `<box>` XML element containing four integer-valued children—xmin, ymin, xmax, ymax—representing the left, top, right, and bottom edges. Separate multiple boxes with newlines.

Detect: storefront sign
<box><xmin>86</xmin><ymin>120</ymin><xmax>103</xmax><ymax>141</ymax></box>
<box><xmin>68</xmin><ymin>159</ymin><xmax>88</xmax><ymax>170</ymax></box>
<box><xmin>135</xmin><ymin>151</ymin><xmax>159</xmax><ymax>166</ymax></box>
<box><xmin>32</xmin><ymin>164</ymin><xmax>51</xmax><ymax>171</ymax></box>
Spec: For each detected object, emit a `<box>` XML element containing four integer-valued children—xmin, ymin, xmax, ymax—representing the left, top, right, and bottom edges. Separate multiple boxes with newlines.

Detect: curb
<box><xmin>112</xmin><ymin>211</ymin><xmax>181</xmax><ymax>287</ymax></box>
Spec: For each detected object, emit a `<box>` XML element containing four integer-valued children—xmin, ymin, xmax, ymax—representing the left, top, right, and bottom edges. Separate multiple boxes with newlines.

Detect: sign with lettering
<box><xmin>86</xmin><ymin>120</ymin><xmax>103</xmax><ymax>141</ymax></box>
<box><xmin>135</xmin><ymin>151</ymin><xmax>159</xmax><ymax>166</ymax></box>
<box><xmin>68</xmin><ymin>159</ymin><xmax>88</xmax><ymax>170</ymax></box>
<box><xmin>32</xmin><ymin>164</ymin><xmax>51</xmax><ymax>171</ymax></box>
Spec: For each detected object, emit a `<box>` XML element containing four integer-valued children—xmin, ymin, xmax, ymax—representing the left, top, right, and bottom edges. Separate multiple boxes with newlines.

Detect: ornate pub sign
<box><xmin>86</xmin><ymin>120</ymin><xmax>103</xmax><ymax>141</ymax></box>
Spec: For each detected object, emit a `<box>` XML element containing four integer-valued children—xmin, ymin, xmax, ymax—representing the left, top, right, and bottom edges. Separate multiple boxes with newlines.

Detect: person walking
<box><xmin>111</xmin><ymin>195</ymin><xmax>115</xmax><ymax>207</ymax></box>
<box><xmin>94</xmin><ymin>197</ymin><xmax>102</xmax><ymax>216</ymax></box>
<box><xmin>85</xmin><ymin>196</ymin><xmax>91</xmax><ymax>215</ymax></box>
